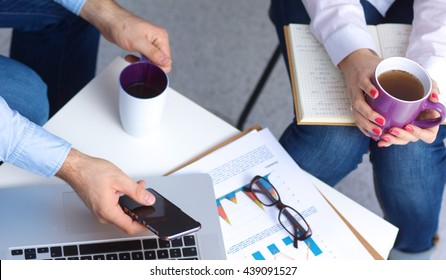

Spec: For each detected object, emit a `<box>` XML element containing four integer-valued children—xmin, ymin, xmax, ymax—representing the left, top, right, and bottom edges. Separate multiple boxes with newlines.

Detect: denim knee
<box><xmin>0</xmin><ymin>56</ymin><xmax>49</xmax><ymax>125</ymax></box>
<box><xmin>279</xmin><ymin>123</ymin><xmax>370</xmax><ymax>186</ymax></box>
<box><xmin>371</xmin><ymin>138</ymin><xmax>446</xmax><ymax>252</ymax></box>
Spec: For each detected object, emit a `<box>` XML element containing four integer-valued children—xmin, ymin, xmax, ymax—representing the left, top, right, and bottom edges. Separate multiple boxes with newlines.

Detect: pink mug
<box><xmin>366</xmin><ymin>57</ymin><xmax>445</xmax><ymax>136</ymax></box>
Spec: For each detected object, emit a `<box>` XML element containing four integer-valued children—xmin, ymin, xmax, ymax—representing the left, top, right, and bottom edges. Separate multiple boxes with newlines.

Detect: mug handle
<box><xmin>141</xmin><ymin>55</ymin><xmax>149</xmax><ymax>62</ymax></box>
<box><xmin>412</xmin><ymin>100</ymin><xmax>446</xmax><ymax>129</ymax></box>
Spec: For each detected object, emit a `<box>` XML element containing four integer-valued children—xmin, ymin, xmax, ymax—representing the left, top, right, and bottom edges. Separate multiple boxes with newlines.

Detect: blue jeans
<box><xmin>271</xmin><ymin>0</ymin><xmax>446</xmax><ymax>253</ymax></box>
<box><xmin>0</xmin><ymin>55</ymin><xmax>48</xmax><ymax>125</ymax></box>
<box><xmin>0</xmin><ymin>0</ymin><xmax>100</xmax><ymax>117</ymax></box>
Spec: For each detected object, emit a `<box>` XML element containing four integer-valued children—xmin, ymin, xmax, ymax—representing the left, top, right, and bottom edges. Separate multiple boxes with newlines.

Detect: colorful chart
<box><xmin>217</xmin><ymin>174</ymin><xmax>324</xmax><ymax>259</ymax></box>
<box><xmin>215</xmin><ymin>175</ymin><xmax>272</xmax><ymax>225</ymax></box>
<box><xmin>252</xmin><ymin>236</ymin><xmax>322</xmax><ymax>260</ymax></box>
<box><xmin>216</xmin><ymin>185</ymin><xmax>263</xmax><ymax>225</ymax></box>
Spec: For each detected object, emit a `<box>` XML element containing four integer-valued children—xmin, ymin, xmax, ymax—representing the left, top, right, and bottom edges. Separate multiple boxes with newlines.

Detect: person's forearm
<box><xmin>79</xmin><ymin>0</ymin><xmax>129</xmax><ymax>42</ymax></box>
<box><xmin>303</xmin><ymin>0</ymin><xmax>378</xmax><ymax>66</ymax></box>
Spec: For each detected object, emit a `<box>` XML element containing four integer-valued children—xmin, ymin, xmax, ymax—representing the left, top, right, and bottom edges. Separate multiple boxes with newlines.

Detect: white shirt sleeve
<box><xmin>53</xmin><ymin>0</ymin><xmax>86</xmax><ymax>15</ymax></box>
<box><xmin>407</xmin><ymin>0</ymin><xmax>446</xmax><ymax>99</ymax></box>
<box><xmin>0</xmin><ymin>97</ymin><xmax>72</xmax><ymax>177</ymax></box>
<box><xmin>302</xmin><ymin>0</ymin><xmax>380</xmax><ymax>66</ymax></box>
<box><xmin>303</xmin><ymin>0</ymin><xmax>446</xmax><ymax>99</ymax></box>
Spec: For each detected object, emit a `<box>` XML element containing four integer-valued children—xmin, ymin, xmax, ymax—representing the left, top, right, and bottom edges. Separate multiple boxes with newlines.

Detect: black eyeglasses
<box><xmin>246</xmin><ymin>175</ymin><xmax>312</xmax><ymax>248</ymax></box>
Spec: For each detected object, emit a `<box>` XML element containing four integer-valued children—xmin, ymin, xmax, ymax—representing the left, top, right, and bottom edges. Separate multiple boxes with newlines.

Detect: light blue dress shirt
<box><xmin>0</xmin><ymin>0</ymin><xmax>87</xmax><ymax>176</ymax></box>
<box><xmin>0</xmin><ymin>92</ymin><xmax>71</xmax><ymax>177</ymax></box>
<box><xmin>54</xmin><ymin>0</ymin><xmax>86</xmax><ymax>15</ymax></box>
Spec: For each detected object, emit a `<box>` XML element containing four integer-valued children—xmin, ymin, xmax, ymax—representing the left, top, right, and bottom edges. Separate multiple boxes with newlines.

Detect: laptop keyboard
<box><xmin>9</xmin><ymin>235</ymin><xmax>199</xmax><ymax>260</ymax></box>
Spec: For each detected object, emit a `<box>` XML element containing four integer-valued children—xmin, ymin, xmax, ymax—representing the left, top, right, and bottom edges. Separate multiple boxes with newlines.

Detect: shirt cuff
<box><xmin>323</xmin><ymin>24</ymin><xmax>379</xmax><ymax>66</ymax></box>
<box><xmin>420</xmin><ymin>56</ymin><xmax>446</xmax><ymax>106</ymax></box>
<box><xmin>8</xmin><ymin>121</ymin><xmax>72</xmax><ymax>177</ymax></box>
<box><xmin>53</xmin><ymin>0</ymin><xmax>86</xmax><ymax>15</ymax></box>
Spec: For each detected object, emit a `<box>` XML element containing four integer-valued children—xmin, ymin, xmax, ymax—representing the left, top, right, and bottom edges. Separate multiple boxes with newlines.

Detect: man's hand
<box><xmin>80</xmin><ymin>0</ymin><xmax>172</xmax><ymax>73</ymax></box>
<box><xmin>56</xmin><ymin>148</ymin><xmax>155</xmax><ymax>235</ymax></box>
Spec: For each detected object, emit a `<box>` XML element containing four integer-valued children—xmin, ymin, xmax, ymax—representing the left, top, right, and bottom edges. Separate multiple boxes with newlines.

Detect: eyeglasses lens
<box><xmin>279</xmin><ymin>207</ymin><xmax>310</xmax><ymax>240</ymax></box>
<box><xmin>252</xmin><ymin>177</ymin><xmax>279</xmax><ymax>206</ymax></box>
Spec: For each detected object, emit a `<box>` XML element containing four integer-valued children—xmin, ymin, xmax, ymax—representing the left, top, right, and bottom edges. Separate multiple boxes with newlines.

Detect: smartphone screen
<box><xmin>119</xmin><ymin>188</ymin><xmax>201</xmax><ymax>240</ymax></box>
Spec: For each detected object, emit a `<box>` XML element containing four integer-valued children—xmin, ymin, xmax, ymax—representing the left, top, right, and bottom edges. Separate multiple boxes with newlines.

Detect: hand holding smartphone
<box><xmin>119</xmin><ymin>188</ymin><xmax>201</xmax><ymax>240</ymax></box>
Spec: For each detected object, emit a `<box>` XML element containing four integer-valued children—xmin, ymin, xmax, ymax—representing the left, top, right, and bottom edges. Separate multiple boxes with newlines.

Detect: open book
<box><xmin>284</xmin><ymin>23</ymin><xmax>411</xmax><ymax>125</ymax></box>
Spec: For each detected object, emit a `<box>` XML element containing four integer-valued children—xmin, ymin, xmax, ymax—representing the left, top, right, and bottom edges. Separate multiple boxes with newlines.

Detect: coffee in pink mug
<box><xmin>366</xmin><ymin>57</ymin><xmax>445</xmax><ymax>136</ymax></box>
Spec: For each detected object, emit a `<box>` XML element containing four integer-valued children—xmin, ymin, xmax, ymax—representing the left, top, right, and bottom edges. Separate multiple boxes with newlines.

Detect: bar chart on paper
<box><xmin>173</xmin><ymin>128</ymin><xmax>374</xmax><ymax>260</ymax></box>
<box><xmin>217</xmin><ymin>173</ymin><xmax>327</xmax><ymax>260</ymax></box>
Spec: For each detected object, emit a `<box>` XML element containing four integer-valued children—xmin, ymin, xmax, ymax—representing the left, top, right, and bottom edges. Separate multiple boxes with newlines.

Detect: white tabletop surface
<box><xmin>0</xmin><ymin>57</ymin><xmax>239</xmax><ymax>186</ymax></box>
<box><xmin>0</xmin><ymin>57</ymin><xmax>397</xmax><ymax>259</ymax></box>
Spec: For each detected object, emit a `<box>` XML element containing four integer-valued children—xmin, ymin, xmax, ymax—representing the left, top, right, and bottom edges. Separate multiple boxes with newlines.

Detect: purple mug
<box><xmin>366</xmin><ymin>57</ymin><xmax>445</xmax><ymax>136</ymax></box>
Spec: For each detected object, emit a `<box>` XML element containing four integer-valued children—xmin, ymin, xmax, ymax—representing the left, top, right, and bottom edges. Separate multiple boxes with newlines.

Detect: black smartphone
<box><xmin>119</xmin><ymin>188</ymin><xmax>201</xmax><ymax>240</ymax></box>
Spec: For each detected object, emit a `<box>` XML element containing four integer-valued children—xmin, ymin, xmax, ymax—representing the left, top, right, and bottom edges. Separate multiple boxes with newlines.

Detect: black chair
<box><xmin>236</xmin><ymin>44</ymin><xmax>281</xmax><ymax>130</ymax></box>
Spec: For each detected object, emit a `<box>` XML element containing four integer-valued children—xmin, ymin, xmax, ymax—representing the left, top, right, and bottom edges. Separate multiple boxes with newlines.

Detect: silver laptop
<box><xmin>0</xmin><ymin>174</ymin><xmax>226</xmax><ymax>260</ymax></box>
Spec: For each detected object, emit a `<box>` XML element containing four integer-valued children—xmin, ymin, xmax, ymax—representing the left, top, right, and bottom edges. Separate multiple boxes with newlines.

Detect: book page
<box><xmin>287</xmin><ymin>24</ymin><xmax>353</xmax><ymax>124</ymax></box>
<box><xmin>376</xmin><ymin>24</ymin><xmax>411</xmax><ymax>58</ymax></box>
<box><xmin>368</xmin><ymin>26</ymin><xmax>382</xmax><ymax>57</ymax></box>
<box><xmin>173</xmin><ymin>128</ymin><xmax>373</xmax><ymax>260</ymax></box>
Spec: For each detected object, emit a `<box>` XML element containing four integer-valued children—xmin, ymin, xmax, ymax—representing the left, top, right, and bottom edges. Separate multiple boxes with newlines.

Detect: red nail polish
<box><xmin>371</xmin><ymin>136</ymin><xmax>378</xmax><ymax>141</ymax></box>
<box><xmin>375</xmin><ymin>117</ymin><xmax>385</xmax><ymax>126</ymax></box>
<box><xmin>389</xmin><ymin>128</ymin><xmax>399</xmax><ymax>136</ymax></box>
<box><xmin>382</xmin><ymin>136</ymin><xmax>391</xmax><ymax>142</ymax></box>
<box><xmin>432</xmin><ymin>93</ymin><xmax>439</xmax><ymax>100</ymax></box>
<box><xmin>370</xmin><ymin>89</ymin><xmax>378</xmax><ymax>98</ymax></box>
<box><xmin>372</xmin><ymin>128</ymin><xmax>381</xmax><ymax>135</ymax></box>
<box><xmin>404</xmin><ymin>125</ymin><xmax>414</xmax><ymax>133</ymax></box>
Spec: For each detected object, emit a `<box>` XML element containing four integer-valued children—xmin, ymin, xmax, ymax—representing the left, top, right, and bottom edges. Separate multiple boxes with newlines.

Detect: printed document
<box><xmin>173</xmin><ymin>128</ymin><xmax>373</xmax><ymax>260</ymax></box>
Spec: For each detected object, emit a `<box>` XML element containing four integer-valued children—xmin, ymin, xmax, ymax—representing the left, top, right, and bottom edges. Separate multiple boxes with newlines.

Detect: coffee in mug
<box><xmin>377</xmin><ymin>70</ymin><xmax>424</xmax><ymax>101</ymax></box>
<box><xmin>125</xmin><ymin>82</ymin><xmax>161</xmax><ymax>99</ymax></box>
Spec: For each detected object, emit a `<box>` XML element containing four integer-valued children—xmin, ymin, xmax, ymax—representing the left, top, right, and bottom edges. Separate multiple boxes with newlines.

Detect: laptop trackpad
<box><xmin>63</xmin><ymin>192</ymin><xmax>116</xmax><ymax>234</ymax></box>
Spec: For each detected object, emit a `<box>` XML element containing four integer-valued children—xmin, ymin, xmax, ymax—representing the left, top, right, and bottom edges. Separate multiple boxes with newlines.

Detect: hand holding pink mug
<box><xmin>366</xmin><ymin>57</ymin><xmax>445</xmax><ymax>137</ymax></box>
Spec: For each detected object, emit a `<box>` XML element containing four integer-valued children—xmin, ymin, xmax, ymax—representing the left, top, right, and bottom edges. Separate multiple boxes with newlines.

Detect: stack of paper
<box><xmin>172</xmin><ymin>128</ymin><xmax>374</xmax><ymax>260</ymax></box>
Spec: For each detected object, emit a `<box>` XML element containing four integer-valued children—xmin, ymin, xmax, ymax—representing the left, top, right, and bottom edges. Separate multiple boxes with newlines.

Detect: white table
<box><xmin>0</xmin><ymin>57</ymin><xmax>397</xmax><ymax>259</ymax></box>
